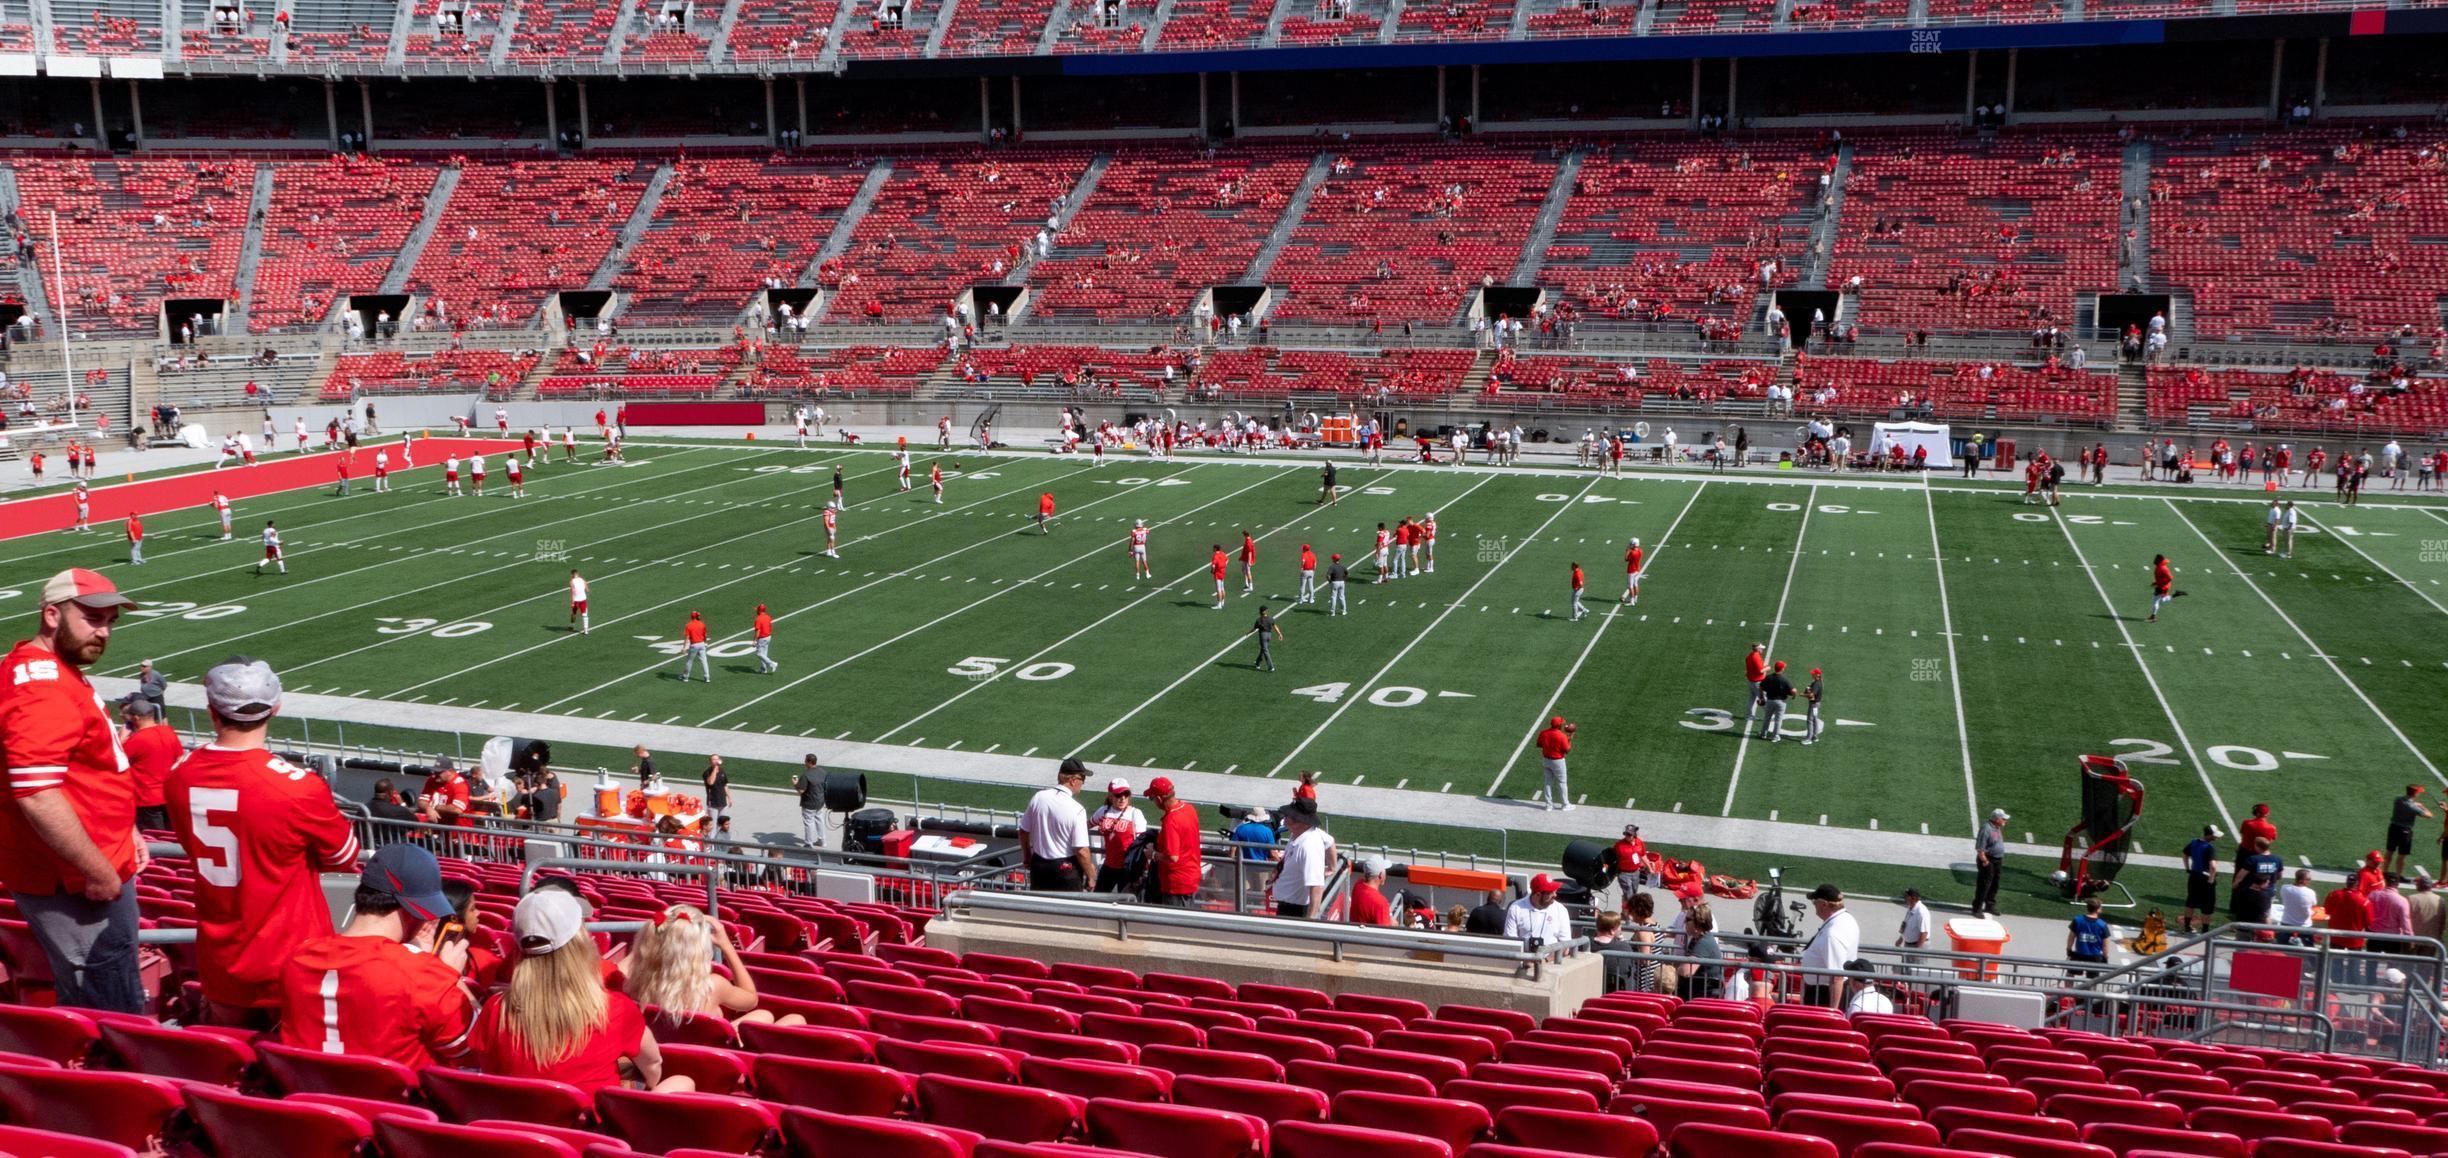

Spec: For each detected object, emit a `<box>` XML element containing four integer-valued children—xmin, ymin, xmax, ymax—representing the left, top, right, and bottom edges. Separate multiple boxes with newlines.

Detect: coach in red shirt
<box><xmin>170</xmin><ymin>657</ymin><xmax>362</xmax><ymax>1026</ymax></box>
<box><xmin>0</xmin><ymin>568</ymin><xmax>145</xmax><ymax>1012</ymax></box>
<box><xmin>1147</xmin><ymin>777</ymin><xmax>1202</xmax><ymax>907</ymax></box>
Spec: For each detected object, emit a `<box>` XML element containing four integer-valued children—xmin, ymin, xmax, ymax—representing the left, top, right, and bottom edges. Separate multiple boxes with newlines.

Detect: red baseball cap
<box><xmin>41</xmin><ymin>568</ymin><xmax>136</xmax><ymax>610</ymax></box>
<box><xmin>1147</xmin><ymin>777</ymin><xmax>1175</xmax><ymax>796</ymax></box>
<box><xmin>1529</xmin><ymin>874</ymin><xmax>1561</xmax><ymax>895</ymax></box>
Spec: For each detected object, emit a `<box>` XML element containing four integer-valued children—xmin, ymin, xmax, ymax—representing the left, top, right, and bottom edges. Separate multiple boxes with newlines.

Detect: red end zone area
<box><xmin>0</xmin><ymin>437</ymin><xmax>525</xmax><ymax>539</ymax></box>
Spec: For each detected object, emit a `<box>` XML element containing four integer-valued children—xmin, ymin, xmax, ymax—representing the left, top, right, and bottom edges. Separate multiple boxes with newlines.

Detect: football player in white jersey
<box><xmin>1129</xmin><ymin>520</ymin><xmax>1151</xmax><ymax>581</ymax></box>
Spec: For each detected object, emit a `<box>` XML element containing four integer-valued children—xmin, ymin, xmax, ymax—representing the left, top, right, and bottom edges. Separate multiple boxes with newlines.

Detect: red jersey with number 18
<box><xmin>0</xmin><ymin>640</ymin><xmax>136</xmax><ymax>897</ymax></box>
<box><xmin>167</xmin><ymin>745</ymin><xmax>361</xmax><ymax>1008</ymax></box>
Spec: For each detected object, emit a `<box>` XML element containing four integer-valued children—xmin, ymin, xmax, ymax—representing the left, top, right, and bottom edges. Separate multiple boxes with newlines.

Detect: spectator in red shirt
<box><xmin>471</xmin><ymin>889</ymin><xmax>691</xmax><ymax>1093</ymax></box>
<box><xmin>2325</xmin><ymin>879</ymin><xmax>2373</xmax><ymax>983</ymax></box>
<box><xmin>119</xmin><ymin>696</ymin><xmax>181</xmax><ymax>832</ymax></box>
<box><xmin>0</xmin><ymin>568</ymin><xmax>144</xmax><ymax>1012</ymax></box>
<box><xmin>2239</xmin><ymin>803</ymin><xmax>2278</xmax><ymax>871</ymax></box>
<box><xmin>1348</xmin><ymin>857</ymin><xmax>1393</xmax><ymax>927</ymax></box>
<box><xmin>1146</xmin><ymin>777</ymin><xmax>1202</xmax><ymax>907</ymax></box>
<box><xmin>421</xmin><ymin>758</ymin><xmax>472</xmax><ymax>827</ymax></box>
<box><xmin>1536</xmin><ymin>715</ymin><xmax>1575</xmax><ymax>812</ymax></box>
<box><xmin>276</xmin><ymin>843</ymin><xmax>476</xmax><ymax>1066</ymax></box>
<box><xmin>1293</xmin><ymin>769</ymin><xmax>1319</xmax><ymax>805</ymax></box>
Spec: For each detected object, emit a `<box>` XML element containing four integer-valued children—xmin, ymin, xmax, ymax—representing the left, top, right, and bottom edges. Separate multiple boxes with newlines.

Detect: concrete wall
<box><xmin>925</xmin><ymin>900</ymin><xmax>1605</xmax><ymax>1019</ymax></box>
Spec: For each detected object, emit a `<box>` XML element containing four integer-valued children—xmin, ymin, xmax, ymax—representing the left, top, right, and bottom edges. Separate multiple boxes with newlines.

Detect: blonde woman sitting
<box><xmin>470</xmin><ymin>890</ymin><xmax>693</xmax><ymax>1093</ymax></box>
<box><xmin>621</xmin><ymin>903</ymin><xmax>806</xmax><ymax>1027</ymax></box>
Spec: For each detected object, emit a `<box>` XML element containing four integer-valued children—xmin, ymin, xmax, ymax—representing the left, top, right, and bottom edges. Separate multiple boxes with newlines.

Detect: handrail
<box><xmin>523</xmin><ymin>855</ymin><xmax>722</xmax><ymax>916</ymax></box>
<box><xmin>942</xmin><ymin>887</ymin><xmax>1587</xmax><ymax>976</ymax></box>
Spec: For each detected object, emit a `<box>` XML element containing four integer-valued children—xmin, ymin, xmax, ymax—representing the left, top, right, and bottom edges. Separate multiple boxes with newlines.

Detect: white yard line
<box><xmin>1720</xmin><ymin>484</ymin><xmax>1817</xmax><ymax>815</ymax></box>
<box><xmin>1485</xmin><ymin>482</ymin><xmax>1707</xmax><ymax>800</ymax></box>
<box><xmin>1259</xmin><ymin>472</ymin><xmax>1572</xmax><ymax>780</ymax></box>
<box><xmin>1067</xmin><ymin>471</ymin><xmax>1502</xmax><ymax>764</ymax></box>
<box><xmin>1925</xmin><ymin>482</ymin><xmax>1981</xmax><ymax>836</ymax></box>
<box><xmin>2052</xmin><ymin>508</ymin><xmax>2237</xmax><ymax>834</ymax></box>
<box><xmin>416</xmin><ymin>460</ymin><xmax>1118</xmax><ymax>707</ymax></box>
<box><xmin>99</xmin><ymin>448</ymin><xmax>757</xmax><ymax>616</ymax></box>
<box><xmin>105</xmin><ymin>450</ymin><xmax>857</xmax><ymax>675</ymax></box>
<box><xmin>2295</xmin><ymin>509</ymin><xmax>2448</xmax><ymax>620</ymax></box>
<box><xmin>876</xmin><ymin>469</ymin><xmax>1393</xmax><ymax>744</ymax></box>
<box><xmin>700</xmin><ymin>466</ymin><xmax>1292</xmax><ymax>726</ymax></box>
<box><xmin>2161</xmin><ymin>499</ymin><xmax>2446</xmax><ymax>788</ymax></box>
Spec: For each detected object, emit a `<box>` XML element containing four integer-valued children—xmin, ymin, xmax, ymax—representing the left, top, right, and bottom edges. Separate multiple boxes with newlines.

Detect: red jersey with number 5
<box><xmin>168</xmin><ymin>745</ymin><xmax>361</xmax><ymax>1008</ymax></box>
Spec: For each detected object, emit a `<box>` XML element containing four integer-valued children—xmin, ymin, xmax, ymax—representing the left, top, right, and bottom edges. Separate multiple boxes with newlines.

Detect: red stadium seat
<box><xmin>2187</xmin><ymin>1108</ymin><xmax>2334</xmax><ymax>1145</ymax></box>
<box><xmin>2339</xmin><ymin>1123</ymin><xmax>2448</xmax><ymax>1153</ymax></box>
<box><xmin>1020</xmin><ymin>1057</ymin><xmax>1175</xmax><ymax>1103</ymax></box>
<box><xmin>0</xmin><ymin>1007</ymin><xmax>99</xmax><ymax>1067</ymax></box>
<box><xmin>0</xmin><ymin>1064</ymin><xmax>188</xmax><ymax>1152</ymax></box>
<box><xmin>1172</xmin><ymin>1075</ymin><xmax>1330</xmax><ymax>1125</ymax></box>
<box><xmin>2046</xmin><ymin>1096</ymin><xmax>2184</xmax><ymax>1130</ymax></box>
<box><xmin>375</xmin><ymin>1119</ymin><xmax>587</xmax><ymax>1158</ymax></box>
<box><xmin>419</xmin><ymin>1070</ymin><xmax>595</xmax><ymax>1129</ymax></box>
<box><xmin>1334</xmin><ymin>995</ymin><xmax>1431</xmax><ymax>1023</ymax></box>
<box><xmin>2078</xmin><ymin>1123</ymin><xmax>2245</xmax><ymax>1158</ymax></box>
<box><xmin>97</xmin><ymin>1019</ymin><xmax>255</xmax><ymax>1085</ymax></box>
<box><xmin>185</xmin><ymin>1086</ymin><xmax>375</xmax><ymax>1158</ymax></box>
<box><xmin>1001</xmin><ymin>1029</ymin><xmax>1137</xmax><ymax>1066</ymax></box>
<box><xmin>736</xmin><ymin>1023</ymin><xmax>878</xmax><ymax>1062</ymax></box>
<box><xmin>1943</xmin><ymin>1131</ymin><xmax>2114</xmax><ymax>1158</ymax></box>
<box><xmin>876</xmin><ymin>1039</ymin><xmax>1026</xmax><ymax>1084</ymax></box>
<box><xmin>1493</xmin><ymin>1105</ymin><xmax>1658</xmax><ymax>1158</ymax></box>
<box><xmin>1142</xmin><ymin>1046</ymin><xmax>1285</xmax><ymax>1083</ymax></box>
<box><xmin>0</xmin><ymin>1124</ymin><xmax>138</xmax><ymax>1158</ymax></box>
<box><xmin>750</xmin><ymin>1055</ymin><xmax>915</xmax><ymax>1117</ymax></box>
<box><xmin>1330</xmin><ymin>1091</ymin><xmax>1492</xmax><ymax>1151</ymax></box>
<box><xmin>1274</xmin><ymin>1121</ymin><xmax>1453</xmax><ymax>1158</ymax></box>
<box><xmin>1778</xmin><ymin>1110</ymin><xmax>1944</xmax><ymax>1158</ymax></box>
<box><xmin>1441</xmin><ymin>1080</ymin><xmax>1601</xmax><ymax>1117</ymax></box>
<box><xmin>1339</xmin><ymin>1046</ymin><xmax>1469</xmax><ymax>1086</ymax></box>
<box><xmin>1904</xmin><ymin>1082</ymin><xmax>2037</xmax><ymax>1116</ymax></box>
<box><xmin>1086</xmin><ymin>1098</ymin><xmax>1268</xmax><ymax>1158</ymax></box>
<box><xmin>1378</xmin><ymin>1032</ymin><xmax>1498</xmax><ymax>1068</ymax></box>
<box><xmin>1618</xmin><ymin>1080</ymin><xmax>1769</xmax><ymax>1110</ymax></box>
<box><xmin>593</xmin><ymin>1088</ymin><xmax>779</xmax><ymax>1156</ymax></box>
<box><xmin>1238</xmin><ymin>985</ymin><xmax>1333</xmax><ymax>1013</ymax></box>
<box><xmin>1499</xmin><ymin>1040</ymin><xmax>1624</xmax><ymax>1078</ymax></box>
<box><xmin>1083</xmin><ymin>1013</ymin><xmax>1207</xmax><ymax>1052</ymax></box>
<box><xmin>1932</xmin><ymin>1110</ymin><xmax>2081</xmax><ymax>1143</ymax></box>
<box><xmin>2256</xmin><ymin>1140</ymin><xmax>2415</xmax><ymax>1158</ymax></box>
<box><xmin>779</xmin><ymin>1107</ymin><xmax>985</xmax><ymax>1158</ymax></box>
<box><xmin>967</xmin><ymin>997</ymin><xmax>1081</xmax><ymax>1035</ymax></box>
<box><xmin>1209</xmin><ymin>1027</ymin><xmax>1338</xmax><ymax>1065</ymax></box>
<box><xmin>255</xmin><ymin>1042</ymin><xmax>420</xmax><ymax>1101</ymax></box>
<box><xmin>292</xmin><ymin>1092</ymin><xmax>437</xmax><ymax>1125</ymax></box>
<box><xmin>1610</xmin><ymin>1094</ymin><xmax>1774</xmax><ymax>1140</ymax></box>
<box><xmin>654</xmin><ymin>1045</ymin><xmax>752</xmax><ymax>1095</ymax></box>
<box><xmin>1284</xmin><ymin>1060</ymin><xmax>1437</xmax><ymax>1099</ymax></box>
<box><xmin>1468</xmin><ymin>1062</ymin><xmax>1614</xmax><ymax>1104</ymax></box>
<box><xmin>1670</xmin><ymin>1123</ymin><xmax>1839</xmax><ymax>1158</ymax></box>
<box><xmin>917</xmin><ymin>1073</ymin><xmax>1090</xmax><ymax>1143</ymax></box>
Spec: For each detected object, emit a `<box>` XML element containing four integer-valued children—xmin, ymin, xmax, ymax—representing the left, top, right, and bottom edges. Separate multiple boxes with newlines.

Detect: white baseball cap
<box><xmin>514</xmin><ymin>889</ymin><xmax>587</xmax><ymax>955</ymax></box>
<box><xmin>204</xmin><ymin>657</ymin><xmax>282</xmax><ymax>723</ymax></box>
<box><xmin>1107</xmin><ymin>778</ymin><xmax>1132</xmax><ymax>795</ymax></box>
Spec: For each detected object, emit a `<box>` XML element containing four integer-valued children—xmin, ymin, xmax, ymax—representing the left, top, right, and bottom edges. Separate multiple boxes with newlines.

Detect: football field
<box><xmin>9</xmin><ymin>436</ymin><xmax>2448</xmax><ymax>875</ymax></box>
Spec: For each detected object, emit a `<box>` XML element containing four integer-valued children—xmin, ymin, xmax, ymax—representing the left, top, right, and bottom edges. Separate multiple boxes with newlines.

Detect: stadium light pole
<box><xmin>48</xmin><ymin>210</ymin><xmax>75</xmax><ymax>431</ymax></box>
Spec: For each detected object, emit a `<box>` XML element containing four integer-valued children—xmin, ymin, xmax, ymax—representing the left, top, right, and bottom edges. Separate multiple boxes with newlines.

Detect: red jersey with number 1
<box><xmin>168</xmin><ymin>745</ymin><xmax>361</xmax><ymax>1008</ymax></box>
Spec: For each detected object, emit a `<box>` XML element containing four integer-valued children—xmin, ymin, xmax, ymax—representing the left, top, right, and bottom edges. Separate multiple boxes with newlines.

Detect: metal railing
<box><xmin>943</xmin><ymin>888</ymin><xmax>1585</xmax><ymax>978</ymax></box>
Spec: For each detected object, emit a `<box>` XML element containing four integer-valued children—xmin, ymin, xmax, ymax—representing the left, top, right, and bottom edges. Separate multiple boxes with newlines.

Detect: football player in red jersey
<box><xmin>1239</xmin><ymin>531</ymin><xmax>1258</xmax><ymax>595</ymax></box>
<box><xmin>168</xmin><ymin>657</ymin><xmax>361</xmax><ymax>1027</ymax></box>
<box><xmin>1623</xmin><ymin>537</ymin><xmax>1644</xmax><ymax>605</ymax></box>
<box><xmin>0</xmin><ymin>568</ymin><xmax>146</xmax><ymax>1012</ymax></box>
<box><xmin>1209</xmin><ymin>545</ymin><xmax>1229</xmax><ymax>610</ymax></box>
<box><xmin>1297</xmin><ymin>544</ymin><xmax>1317</xmax><ymax>605</ymax></box>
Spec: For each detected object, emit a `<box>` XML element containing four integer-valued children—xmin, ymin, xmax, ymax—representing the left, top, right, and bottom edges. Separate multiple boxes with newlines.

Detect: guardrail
<box><xmin>943</xmin><ymin>887</ymin><xmax>1584</xmax><ymax>978</ymax></box>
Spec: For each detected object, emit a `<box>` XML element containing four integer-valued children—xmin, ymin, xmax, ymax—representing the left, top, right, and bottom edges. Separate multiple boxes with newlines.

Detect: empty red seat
<box><xmin>917</xmin><ymin>1072</ymin><xmax>1089</xmax><ymax>1143</ymax></box>
<box><xmin>750</xmin><ymin>1054</ymin><xmax>915</xmax><ymax>1117</ymax></box>
<box><xmin>2047</xmin><ymin>1095</ymin><xmax>2183</xmax><ymax>1130</ymax></box>
<box><xmin>1500</xmin><ymin>1040</ymin><xmax>1622</xmax><ymax>1078</ymax></box>
<box><xmin>876</xmin><ymin>1038</ymin><xmax>1025</xmax><ymax>1083</ymax></box>
<box><xmin>1905</xmin><ymin>1082</ymin><xmax>2036</xmax><ymax>1116</ymax></box>
<box><xmin>1619</xmin><ymin>1080</ymin><xmax>1768</xmax><ymax>1110</ymax></box>
<box><xmin>0</xmin><ymin>1007</ymin><xmax>98</xmax><ymax>1067</ymax></box>
<box><xmin>1142</xmin><ymin>1046</ymin><xmax>1285</xmax><ymax>1083</ymax></box>
<box><xmin>375</xmin><ymin>1119</ymin><xmax>586</xmax><ymax>1158</ymax></box>
<box><xmin>1441</xmin><ymin>1080</ymin><xmax>1600</xmax><ymax>1117</ymax></box>
<box><xmin>967</xmin><ymin>996</ymin><xmax>1080</xmax><ymax>1035</ymax></box>
<box><xmin>97</xmin><ymin>1020</ymin><xmax>255</xmax><ymax>1086</ymax></box>
<box><xmin>1932</xmin><ymin>1109</ymin><xmax>2080</xmax><ymax>1143</ymax></box>
<box><xmin>1771</xmin><ymin>1094</ymin><xmax>1917</xmax><ymax>1123</ymax></box>
<box><xmin>594</xmin><ymin>1087</ymin><xmax>778</xmax><ymax>1155</ymax></box>
<box><xmin>2340</xmin><ymin>1123</ymin><xmax>2448</xmax><ymax>1153</ymax></box>
<box><xmin>2256</xmin><ymin>1140</ymin><xmax>2415</xmax><ymax>1158</ymax></box>
<box><xmin>2294</xmin><ymin>1104</ymin><xmax>2417</xmax><ymax>1132</ymax></box>
<box><xmin>2188</xmin><ymin>1108</ymin><xmax>2334</xmax><ymax>1145</ymax></box>
<box><xmin>2078</xmin><ymin>1123</ymin><xmax>2245</xmax><ymax>1158</ymax></box>
<box><xmin>1339</xmin><ymin>1046</ymin><xmax>1469</xmax><ymax>1086</ymax></box>
<box><xmin>1611</xmin><ymin>1095</ymin><xmax>1773</xmax><ymax>1141</ymax></box>
<box><xmin>0</xmin><ymin>1064</ymin><xmax>188</xmax><ymax>1152</ymax></box>
<box><xmin>1238</xmin><ymin>985</ymin><xmax>1333</xmax><ymax>1012</ymax></box>
<box><xmin>871</xmin><ymin>1011</ymin><xmax>1004</xmax><ymax>1048</ymax></box>
<box><xmin>655</xmin><ymin>1045</ymin><xmax>751</xmax><ymax>1095</ymax></box>
<box><xmin>1769</xmin><ymin>1071</ymin><xmax>1898</xmax><ymax>1102</ymax></box>
<box><xmin>1670</xmin><ymin>1123</ymin><xmax>1839</xmax><ymax>1158</ymax></box>
<box><xmin>255</xmin><ymin>1042</ymin><xmax>419</xmax><ymax>1101</ymax></box>
<box><xmin>419</xmin><ymin>1069</ymin><xmax>594</xmax><ymax>1128</ymax></box>
<box><xmin>1084</xmin><ymin>1013</ymin><xmax>1207</xmax><ymax>1051</ymax></box>
<box><xmin>1275</xmin><ymin>1120</ymin><xmax>1452</xmax><ymax>1158</ymax></box>
<box><xmin>1630</xmin><ymin>1056</ymin><xmax>1763</xmax><ymax>1091</ymax></box>
<box><xmin>1494</xmin><ymin>1105</ymin><xmax>1656</xmax><ymax>1158</ymax></box>
<box><xmin>1173</xmin><ymin>1075</ymin><xmax>1330</xmax><ymax>1125</ymax></box>
<box><xmin>779</xmin><ymin>1106</ymin><xmax>984</xmax><ymax>1158</ymax></box>
<box><xmin>1021</xmin><ymin>1056</ymin><xmax>1174</xmax><ymax>1103</ymax></box>
<box><xmin>186</xmin><ymin>1086</ymin><xmax>375</xmax><ymax>1158</ymax></box>
<box><xmin>1378</xmin><ymin>1032</ymin><xmax>1498</xmax><ymax>1067</ymax></box>
<box><xmin>1335</xmin><ymin>994</ymin><xmax>1430</xmax><ymax>1022</ymax></box>
<box><xmin>1331</xmin><ymin>1091</ymin><xmax>1493</xmax><ymax>1152</ymax></box>
<box><xmin>1779</xmin><ymin>1110</ymin><xmax>1944</xmax><ymax>1158</ymax></box>
<box><xmin>1086</xmin><ymin>1098</ymin><xmax>1268</xmax><ymax>1158</ymax></box>
<box><xmin>1002</xmin><ymin>1029</ymin><xmax>1136</xmax><ymax>1065</ymax></box>
<box><xmin>1946</xmin><ymin>1130</ymin><xmax>2115</xmax><ymax>1158</ymax></box>
<box><xmin>1285</xmin><ymin>1060</ymin><xmax>1437</xmax><ymax>1100</ymax></box>
<box><xmin>1209</xmin><ymin>1027</ymin><xmax>1337</xmax><ymax>1065</ymax></box>
<box><xmin>0</xmin><ymin>1124</ymin><xmax>137</xmax><ymax>1158</ymax></box>
<box><xmin>1469</xmin><ymin>1062</ymin><xmax>1613</xmax><ymax>1104</ymax></box>
<box><xmin>735</xmin><ymin>1023</ymin><xmax>877</xmax><ymax>1063</ymax></box>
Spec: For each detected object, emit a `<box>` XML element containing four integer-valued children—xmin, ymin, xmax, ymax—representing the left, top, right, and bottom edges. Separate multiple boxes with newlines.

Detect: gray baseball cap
<box><xmin>204</xmin><ymin>656</ymin><xmax>282</xmax><ymax>723</ymax></box>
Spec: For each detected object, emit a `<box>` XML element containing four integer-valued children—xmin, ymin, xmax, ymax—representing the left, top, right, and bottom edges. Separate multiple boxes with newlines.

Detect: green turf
<box><xmin>11</xmin><ymin>440</ymin><xmax>2448</xmax><ymax>896</ymax></box>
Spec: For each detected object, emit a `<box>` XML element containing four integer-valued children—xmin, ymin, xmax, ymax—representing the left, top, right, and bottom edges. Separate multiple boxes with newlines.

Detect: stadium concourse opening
<box><xmin>558</xmin><ymin>290</ymin><xmax>614</xmax><ymax>325</ymax></box>
<box><xmin>762</xmin><ymin>287</ymin><xmax>820</xmax><ymax>323</ymax></box>
<box><xmin>2097</xmin><ymin>293</ymin><xmax>2173</xmax><ymax>341</ymax></box>
<box><xmin>344</xmin><ymin>294</ymin><xmax>411</xmax><ymax>341</ymax></box>
<box><xmin>1478</xmin><ymin>286</ymin><xmax>1543</xmax><ymax>324</ymax></box>
<box><xmin>1774</xmin><ymin>289</ymin><xmax>1840</xmax><ymax>346</ymax></box>
<box><xmin>161</xmin><ymin>298</ymin><xmax>226</xmax><ymax>344</ymax></box>
<box><xmin>1207</xmin><ymin>286</ymin><xmax>1268</xmax><ymax>321</ymax></box>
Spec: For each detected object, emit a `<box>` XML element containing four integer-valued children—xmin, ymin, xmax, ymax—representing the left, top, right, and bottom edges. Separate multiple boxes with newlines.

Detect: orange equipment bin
<box><xmin>1946</xmin><ymin>917</ymin><xmax>2012</xmax><ymax>980</ymax></box>
<box><xmin>1321</xmin><ymin>416</ymin><xmax>1357</xmax><ymax>447</ymax></box>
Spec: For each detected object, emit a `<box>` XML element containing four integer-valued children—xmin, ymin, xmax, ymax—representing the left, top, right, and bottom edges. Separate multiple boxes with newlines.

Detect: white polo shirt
<box><xmin>1801</xmin><ymin>908</ymin><xmax>1860</xmax><ymax>975</ymax></box>
<box><xmin>1019</xmin><ymin>786</ymin><xmax>1089</xmax><ymax>862</ymax></box>
<box><xmin>1270</xmin><ymin>826</ymin><xmax>1329</xmax><ymax>905</ymax></box>
<box><xmin>1503</xmin><ymin>896</ymin><xmax>1574</xmax><ymax>948</ymax></box>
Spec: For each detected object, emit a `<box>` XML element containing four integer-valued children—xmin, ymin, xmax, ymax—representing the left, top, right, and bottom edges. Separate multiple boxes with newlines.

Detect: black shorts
<box><xmin>2388</xmin><ymin>825</ymin><xmax>2415</xmax><ymax>857</ymax></box>
<box><xmin>2185</xmin><ymin>875</ymin><xmax>2217</xmax><ymax>913</ymax></box>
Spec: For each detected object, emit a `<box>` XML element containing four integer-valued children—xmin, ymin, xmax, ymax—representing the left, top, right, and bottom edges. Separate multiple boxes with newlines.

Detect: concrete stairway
<box><xmin>923</xmin><ymin>0</ymin><xmax>959</xmax><ymax>54</ymax></box>
<box><xmin>1243</xmin><ymin>152</ymin><xmax>1331</xmax><ymax>284</ymax></box>
<box><xmin>792</xmin><ymin>162</ymin><xmax>894</xmax><ymax>326</ymax></box>
<box><xmin>704</xmin><ymin>0</ymin><xmax>747</xmax><ymax>61</ymax></box>
<box><xmin>0</xmin><ymin>167</ymin><xmax>56</xmax><ymax>329</ymax></box>
<box><xmin>1507</xmin><ymin>148</ymin><xmax>1582</xmax><ymax>286</ymax></box>
<box><xmin>1806</xmin><ymin>142</ymin><xmax>1851</xmax><ymax>288</ymax></box>
<box><xmin>1001</xmin><ymin>153</ymin><xmax>1108</xmax><ymax>325</ymax></box>
<box><xmin>590</xmin><ymin>162</ymin><xmax>675</xmax><ymax>297</ymax></box>
<box><xmin>2119</xmin><ymin>139</ymin><xmax>2152</xmax><ymax>292</ymax></box>
<box><xmin>229</xmin><ymin>163</ymin><xmax>276</xmax><ymax>331</ymax></box>
<box><xmin>379</xmin><ymin>166</ymin><xmax>462</xmax><ymax>296</ymax></box>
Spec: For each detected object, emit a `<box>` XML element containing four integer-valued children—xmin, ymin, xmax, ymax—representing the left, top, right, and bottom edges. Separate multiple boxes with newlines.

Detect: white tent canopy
<box><xmin>1872</xmin><ymin>421</ymin><xmax>1955</xmax><ymax>468</ymax></box>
